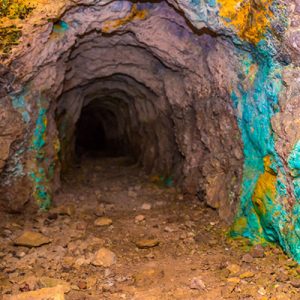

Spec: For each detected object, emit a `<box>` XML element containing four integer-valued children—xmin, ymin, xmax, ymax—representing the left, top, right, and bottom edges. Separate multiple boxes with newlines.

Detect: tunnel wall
<box><xmin>2</xmin><ymin>0</ymin><xmax>300</xmax><ymax>262</ymax></box>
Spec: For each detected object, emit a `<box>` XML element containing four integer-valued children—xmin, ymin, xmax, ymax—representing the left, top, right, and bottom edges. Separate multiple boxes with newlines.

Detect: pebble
<box><xmin>189</xmin><ymin>277</ymin><xmax>206</xmax><ymax>290</ymax></box>
<box><xmin>239</xmin><ymin>271</ymin><xmax>255</xmax><ymax>279</ymax></box>
<box><xmin>94</xmin><ymin>217</ymin><xmax>113</xmax><ymax>226</ymax></box>
<box><xmin>164</xmin><ymin>226</ymin><xmax>176</xmax><ymax>233</ymax></box>
<box><xmin>227</xmin><ymin>277</ymin><xmax>241</xmax><ymax>284</ymax></box>
<box><xmin>258</xmin><ymin>287</ymin><xmax>266</xmax><ymax>296</ymax></box>
<box><xmin>251</xmin><ymin>244</ymin><xmax>265</xmax><ymax>258</ymax></box>
<box><xmin>290</xmin><ymin>279</ymin><xmax>300</xmax><ymax>288</ymax></box>
<box><xmin>276</xmin><ymin>272</ymin><xmax>289</xmax><ymax>282</ymax></box>
<box><xmin>15</xmin><ymin>251</ymin><xmax>26</xmax><ymax>258</ymax></box>
<box><xmin>135</xmin><ymin>215</ymin><xmax>145</xmax><ymax>222</ymax></box>
<box><xmin>141</xmin><ymin>203</ymin><xmax>152</xmax><ymax>210</ymax></box>
<box><xmin>128</xmin><ymin>190</ymin><xmax>137</xmax><ymax>197</ymax></box>
<box><xmin>226</xmin><ymin>264</ymin><xmax>241</xmax><ymax>275</ymax></box>
<box><xmin>242</xmin><ymin>253</ymin><xmax>254</xmax><ymax>263</ymax></box>
<box><xmin>14</xmin><ymin>231</ymin><xmax>51</xmax><ymax>248</ymax></box>
<box><xmin>53</xmin><ymin>204</ymin><xmax>76</xmax><ymax>216</ymax></box>
<box><xmin>135</xmin><ymin>239</ymin><xmax>160</xmax><ymax>249</ymax></box>
<box><xmin>77</xmin><ymin>281</ymin><xmax>87</xmax><ymax>290</ymax></box>
<box><xmin>39</xmin><ymin>276</ymin><xmax>71</xmax><ymax>293</ymax></box>
<box><xmin>94</xmin><ymin>205</ymin><xmax>106</xmax><ymax>217</ymax></box>
<box><xmin>92</xmin><ymin>248</ymin><xmax>116</xmax><ymax>267</ymax></box>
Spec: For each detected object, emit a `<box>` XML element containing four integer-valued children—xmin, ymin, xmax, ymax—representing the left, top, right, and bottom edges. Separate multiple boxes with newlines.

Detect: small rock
<box><xmin>177</xmin><ymin>194</ymin><xmax>184</xmax><ymax>201</ymax></box>
<box><xmin>190</xmin><ymin>277</ymin><xmax>206</xmax><ymax>290</ymax></box>
<box><xmin>135</xmin><ymin>215</ymin><xmax>145</xmax><ymax>222</ymax></box>
<box><xmin>77</xmin><ymin>281</ymin><xmax>87</xmax><ymax>290</ymax></box>
<box><xmin>242</xmin><ymin>253</ymin><xmax>254</xmax><ymax>263</ymax></box>
<box><xmin>15</xmin><ymin>251</ymin><xmax>26</xmax><ymax>258</ymax></box>
<box><xmin>74</xmin><ymin>257</ymin><xmax>91</xmax><ymax>269</ymax></box>
<box><xmin>47</xmin><ymin>213</ymin><xmax>58</xmax><ymax>220</ymax></box>
<box><xmin>258</xmin><ymin>286</ymin><xmax>266</xmax><ymax>296</ymax></box>
<box><xmin>240</xmin><ymin>271</ymin><xmax>255</xmax><ymax>279</ymax></box>
<box><xmin>286</xmin><ymin>260</ymin><xmax>298</xmax><ymax>268</ymax></box>
<box><xmin>276</xmin><ymin>272</ymin><xmax>289</xmax><ymax>282</ymax></box>
<box><xmin>17</xmin><ymin>276</ymin><xmax>38</xmax><ymax>291</ymax></box>
<box><xmin>164</xmin><ymin>226</ymin><xmax>176</xmax><ymax>233</ymax></box>
<box><xmin>290</xmin><ymin>279</ymin><xmax>300</xmax><ymax>288</ymax></box>
<box><xmin>135</xmin><ymin>239</ymin><xmax>159</xmax><ymax>249</ymax></box>
<box><xmin>39</xmin><ymin>277</ymin><xmax>70</xmax><ymax>293</ymax></box>
<box><xmin>62</xmin><ymin>257</ymin><xmax>74</xmax><ymax>269</ymax></box>
<box><xmin>94</xmin><ymin>217</ymin><xmax>113</xmax><ymax>226</ymax></box>
<box><xmin>94</xmin><ymin>205</ymin><xmax>105</xmax><ymax>217</ymax></box>
<box><xmin>104</xmin><ymin>268</ymin><xmax>112</xmax><ymax>278</ymax></box>
<box><xmin>19</xmin><ymin>283</ymin><xmax>30</xmax><ymax>292</ymax></box>
<box><xmin>53</xmin><ymin>204</ymin><xmax>75</xmax><ymax>216</ymax></box>
<box><xmin>128</xmin><ymin>190</ymin><xmax>137</xmax><ymax>197</ymax></box>
<box><xmin>250</xmin><ymin>244</ymin><xmax>265</xmax><ymax>258</ymax></box>
<box><xmin>14</xmin><ymin>231</ymin><xmax>51</xmax><ymax>247</ymax></box>
<box><xmin>92</xmin><ymin>248</ymin><xmax>116</xmax><ymax>267</ymax></box>
<box><xmin>141</xmin><ymin>203</ymin><xmax>152</xmax><ymax>210</ymax></box>
<box><xmin>227</xmin><ymin>277</ymin><xmax>241</xmax><ymax>284</ymax></box>
<box><xmin>226</xmin><ymin>264</ymin><xmax>241</xmax><ymax>275</ymax></box>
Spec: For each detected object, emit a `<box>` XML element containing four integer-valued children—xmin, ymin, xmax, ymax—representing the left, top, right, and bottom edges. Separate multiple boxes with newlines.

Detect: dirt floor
<box><xmin>1</xmin><ymin>155</ymin><xmax>300</xmax><ymax>299</ymax></box>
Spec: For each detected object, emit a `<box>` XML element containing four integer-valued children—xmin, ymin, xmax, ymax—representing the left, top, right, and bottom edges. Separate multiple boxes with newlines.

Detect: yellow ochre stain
<box><xmin>217</xmin><ymin>0</ymin><xmax>274</xmax><ymax>44</ymax></box>
<box><xmin>231</xmin><ymin>216</ymin><xmax>248</xmax><ymax>235</ymax></box>
<box><xmin>102</xmin><ymin>4</ymin><xmax>148</xmax><ymax>33</ymax></box>
<box><xmin>252</xmin><ymin>155</ymin><xmax>277</xmax><ymax>216</ymax></box>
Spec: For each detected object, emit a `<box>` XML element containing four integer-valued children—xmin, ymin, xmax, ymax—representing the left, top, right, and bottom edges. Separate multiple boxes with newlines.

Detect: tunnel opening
<box><xmin>75</xmin><ymin>103</ymin><xmax>108</xmax><ymax>156</ymax></box>
<box><xmin>35</xmin><ymin>0</ymin><xmax>245</xmax><ymax>224</ymax></box>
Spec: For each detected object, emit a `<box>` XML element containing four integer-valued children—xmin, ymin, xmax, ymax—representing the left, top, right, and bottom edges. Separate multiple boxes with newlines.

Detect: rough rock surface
<box><xmin>0</xmin><ymin>0</ymin><xmax>300</xmax><ymax>262</ymax></box>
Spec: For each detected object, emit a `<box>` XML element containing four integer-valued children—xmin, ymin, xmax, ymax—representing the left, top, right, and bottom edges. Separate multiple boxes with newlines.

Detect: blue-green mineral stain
<box><xmin>11</xmin><ymin>92</ymin><xmax>30</xmax><ymax>123</ymax></box>
<box><xmin>52</xmin><ymin>20</ymin><xmax>69</xmax><ymax>34</ymax></box>
<box><xmin>29</xmin><ymin>104</ymin><xmax>52</xmax><ymax>210</ymax></box>
<box><xmin>230</xmin><ymin>35</ymin><xmax>300</xmax><ymax>261</ymax></box>
<box><xmin>288</xmin><ymin>141</ymin><xmax>300</xmax><ymax>201</ymax></box>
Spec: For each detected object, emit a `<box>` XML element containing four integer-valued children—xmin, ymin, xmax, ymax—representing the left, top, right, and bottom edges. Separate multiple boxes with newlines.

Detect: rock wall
<box><xmin>1</xmin><ymin>0</ymin><xmax>300</xmax><ymax>262</ymax></box>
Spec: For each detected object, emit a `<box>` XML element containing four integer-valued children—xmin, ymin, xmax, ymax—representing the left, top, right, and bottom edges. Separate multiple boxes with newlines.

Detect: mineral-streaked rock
<box><xmin>14</xmin><ymin>231</ymin><xmax>51</xmax><ymax>247</ymax></box>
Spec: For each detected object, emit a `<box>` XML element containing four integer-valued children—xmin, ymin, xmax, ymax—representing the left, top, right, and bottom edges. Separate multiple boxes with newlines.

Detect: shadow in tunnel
<box><xmin>75</xmin><ymin>106</ymin><xmax>107</xmax><ymax>157</ymax></box>
<box><xmin>74</xmin><ymin>98</ymin><xmax>131</xmax><ymax>162</ymax></box>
